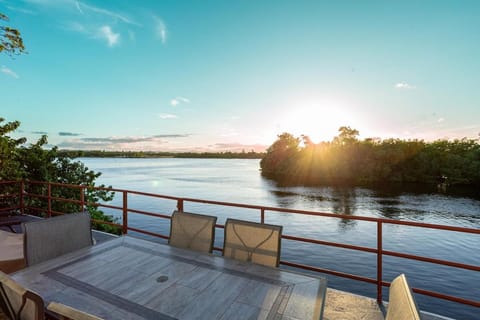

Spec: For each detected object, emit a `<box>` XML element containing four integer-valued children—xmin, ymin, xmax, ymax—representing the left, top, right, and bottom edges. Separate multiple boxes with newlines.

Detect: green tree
<box><xmin>0</xmin><ymin>13</ymin><xmax>26</xmax><ymax>56</ymax></box>
<box><xmin>0</xmin><ymin>118</ymin><xmax>119</xmax><ymax>233</ymax></box>
<box><xmin>260</xmin><ymin>133</ymin><xmax>300</xmax><ymax>180</ymax></box>
<box><xmin>260</xmin><ymin>127</ymin><xmax>480</xmax><ymax>188</ymax></box>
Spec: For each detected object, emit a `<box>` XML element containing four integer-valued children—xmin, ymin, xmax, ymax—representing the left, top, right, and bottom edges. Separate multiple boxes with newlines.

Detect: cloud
<box><xmin>25</xmin><ymin>0</ymin><xmax>137</xmax><ymax>25</ymax></box>
<box><xmin>170</xmin><ymin>97</ymin><xmax>190</xmax><ymax>106</ymax></box>
<box><xmin>56</xmin><ymin>134</ymin><xmax>189</xmax><ymax>150</ymax></box>
<box><xmin>154</xmin><ymin>16</ymin><xmax>167</xmax><ymax>44</ymax></box>
<box><xmin>81</xmin><ymin>137</ymin><xmax>153</xmax><ymax>143</ymax></box>
<box><xmin>32</xmin><ymin>131</ymin><xmax>48</xmax><ymax>135</ymax></box>
<box><xmin>210</xmin><ymin>143</ymin><xmax>267</xmax><ymax>153</ymax></box>
<box><xmin>1</xmin><ymin>66</ymin><xmax>19</xmax><ymax>79</ymax></box>
<box><xmin>158</xmin><ymin>113</ymin><xmax>178</xmax><ymax>119</ymax></box>
<box><xmin>6</xmin><ymin>5</ymin><xmax>37</xmax><ymax>15</ymax></box>
<box><xmin>98</xmin><ymin>25</ymin><xmax>120</xmax><ymax>47</ymax></box>
<box><xmin>58</xmin><ymin>131</ymin><xmax>82</xmax><ymax>136</ymax></box>
<box><xmin>153</xmin><ymin>134</ymin><xmax>189</xmax><ymax>138</ymax></box>
<box><xmin>394</xmin><ymin>82</ymin><xmax>416</xmax><ymax>90</ymax></box>
<box><xmin>437</xmin><ymin>118</ymin><xmax>445</xmax><ymax>123</ymax></box>
<box><xmin>78</xmin><ymin>1</ymin><xmax>137</xmax><ymax>25</ymax></box>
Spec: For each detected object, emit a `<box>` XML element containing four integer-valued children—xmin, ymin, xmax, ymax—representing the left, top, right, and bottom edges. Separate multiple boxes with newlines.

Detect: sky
<box><xmin>1</xmin><ymin>0</ymin><xmax>480</xmax><ymax>152</ymax></box>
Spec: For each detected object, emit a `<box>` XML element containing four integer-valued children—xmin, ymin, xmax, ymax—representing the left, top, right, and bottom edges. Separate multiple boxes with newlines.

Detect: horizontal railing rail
<box><xmin>0</xmin><ymin>180</ymin><xmax>478</xmax><ymax>309</ymax></box>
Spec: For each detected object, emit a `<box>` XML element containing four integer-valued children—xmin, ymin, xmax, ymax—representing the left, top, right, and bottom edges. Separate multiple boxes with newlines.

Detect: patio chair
<box><xmin>223</xmin><ymin>218</ymin><xmax>282</xmax><ymax>267</ymax></box>
<box><xmin>168</xmin><ymin>210</ymin><xmax>217</xmax><ymax>253</ymax></box>
<box><xmin>23</xmin><ymin>212</ymin><xmax>93</xmax><ymax>266</ymax></box>
<box><xmin>0</xmin><ymin>270</ymin><xmax>45</xmax><ymax>320</ymax></box>
<box><xmin>47</xmin><ymin>302</ymin><xmax>103</xmax><ymax>320</ymax></box>
<box><xmin>0</xmin><ymin>230</ymin><xmax>26</xmax><ymax>273</ymax></box>
<box><xmin>385</xmin><ymin>274</ymin><xmax>421</xmax><ymax>320</ymax></box>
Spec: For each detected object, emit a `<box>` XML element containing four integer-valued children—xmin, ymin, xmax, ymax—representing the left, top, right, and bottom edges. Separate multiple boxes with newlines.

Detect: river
<box><xmin>80</xmin><ymin>158</ymin><xmax>480</xmax><ymax>320</ymax></box>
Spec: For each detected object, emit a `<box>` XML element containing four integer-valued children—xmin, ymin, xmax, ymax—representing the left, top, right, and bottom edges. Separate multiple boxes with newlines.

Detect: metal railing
<box><xmin>1</xmin><ymin>180</ymin><xmax>479</xmax><ymax>309</ymax></box>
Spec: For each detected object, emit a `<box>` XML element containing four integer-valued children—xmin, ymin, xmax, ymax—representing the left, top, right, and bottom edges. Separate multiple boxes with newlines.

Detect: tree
<box><xmin>260</xmin><ymin>133</ymin><xmax>300</xmax><ymax>179</ymax></box>
<box><xmin>333</xmin><ymin>126</ymin><xmax>360</xmax><ymax>145</ymax></box>
<box><xmin>0</xmin><ymin>13</ymin><xmax>26</xmax><ymax>56</ymax></box>
<box><xmin>0</xmin><ymin>117</ymin><xmax>119</xmax><ymax>233</ymax></box>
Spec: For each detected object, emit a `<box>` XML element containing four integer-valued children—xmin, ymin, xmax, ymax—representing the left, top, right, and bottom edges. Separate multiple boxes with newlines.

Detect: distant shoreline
<box><xmin>58</xmin><ymin>150</ymin><xmax>265</xmax><ymax>159</ymax></box>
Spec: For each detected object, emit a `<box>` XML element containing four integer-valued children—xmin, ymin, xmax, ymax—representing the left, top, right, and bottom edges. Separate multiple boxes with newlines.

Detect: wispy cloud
<box><xmin>6</xmin><ymin>5</ymin><xmax>37</xmax><ymax>15</ymax></box>
<box><xmin>394</xmin><ymin>82</ymin><xmax>416</xmax><ymax>90</ymax></box>
<box><xmin>154</xmin><ymin>16</ymin><xmax>167</xmax><ymax>44</ymax></box>
<box><xmin>210</xmin><ymin>143</ymin><xmax>267</xmax><ymax>153</ymax></box>
<box><xmin>158</xmin><ymin>113</ymin><xmax>178</xmax><ymax>119</ymax></box>
<box><xmin>1</xmin><ymin>66</ymin><xmax>19</xmax><ymax>79</ymax></box>
<box><xmin>170</xmin><ymin>97</ymin><xmax>190</xmax><ymax>106</ymax></box>
<box><xmin>81</xmin><ymin>137</ymin><xmax>153</xmax><ymax>143</ymax></box>
<box><xmin>153</xmin><ymin>134</ymin><xmax>189</xmax><ymax>138</ymax></box>
<box><xmin>78</xmin><ymin>1</ymin><xmax>137</xmax><ymax>25</ymax></box>
<box><xmin>32</xmin><ymin>131</ymin><xmax>48</xmax><ymax>135</ymax></box>
<box><xmin>58</xmin><ymin>131</ymin><xmax>82</xmax><ymax>136</ymax></box>
<box><xmin>97</xmin><ymin>25</ymin><xmax>120</xmax><ymax>47</ymax></box>
<box><xmin>56</xmin><ymin>134</ymin><xmax>189</xmax><ymax>151</ymax></box>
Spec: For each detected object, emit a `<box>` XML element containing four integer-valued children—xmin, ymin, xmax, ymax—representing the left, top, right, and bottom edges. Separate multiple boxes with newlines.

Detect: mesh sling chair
<box><xmin>23</xmin><ymin>212</ymin><xmax>93</xmax><ymax>266</ymax></box>
<box><xmin>385</xmin><ymin>274</ymin><xmax>421</xmax><ymax>320</ymax></box>
<box><xmin>168</xmin><ymin>211</ymin><xmax>218</xmax><ymax>253</ymax></box>
<box><xmin>0</xmin><ymin>271</ymin><xmax>45</xmax><ymax>320</ymax></box>
<box><xmin>223</xmin><ymin>218</ymin><xmax>282</xmax><ymax>267</ymax></box>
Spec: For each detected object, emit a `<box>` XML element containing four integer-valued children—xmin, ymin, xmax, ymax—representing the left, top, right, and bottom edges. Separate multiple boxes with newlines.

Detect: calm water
<box><xmin>80</xmin><ymin>158</ymin><xmax>480</xmax><ymax>320</ymax></box>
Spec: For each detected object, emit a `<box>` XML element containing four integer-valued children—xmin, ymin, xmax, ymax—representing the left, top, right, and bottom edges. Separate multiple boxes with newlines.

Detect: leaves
<box><xmin>0</xmin><ymin>12</ymin><xmax>26</xmax><ymax>56</ymax></box>
<box><xmin>0</xmin><ymin>117</ymin><xmax>119</xmax><ymax>234</ymax></box>
<box><xmin>260</xmin><ymin>128</ymin><xmax>480</xmax><ymax>187</ymax></box>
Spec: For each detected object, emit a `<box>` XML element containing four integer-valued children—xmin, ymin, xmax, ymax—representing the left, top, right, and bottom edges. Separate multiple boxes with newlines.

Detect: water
<box><xmin>80</xmin><ymin>158</ymin><xmax>480</xmax><ymax>319</ymax></box>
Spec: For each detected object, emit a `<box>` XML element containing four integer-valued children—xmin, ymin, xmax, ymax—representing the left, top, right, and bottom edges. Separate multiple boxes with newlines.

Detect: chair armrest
<box><xmin>47</xmin><ymin>302</ymin><xmax>103</xmax><ymax>320</ymax></box>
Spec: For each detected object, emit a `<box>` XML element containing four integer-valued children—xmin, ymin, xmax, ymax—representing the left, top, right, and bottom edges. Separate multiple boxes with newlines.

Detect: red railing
<box><xmin>1</xmin><ymin>180</ymin><xmax>479</xmax><ymax>309</ymax></box>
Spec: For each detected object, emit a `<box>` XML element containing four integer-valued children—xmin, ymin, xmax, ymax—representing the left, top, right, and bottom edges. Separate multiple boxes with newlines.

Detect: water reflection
<box><xmin>270</xmin><ymin>187</ymin><xmax>358</xmax><ymax>230</ymax></box>
<box><xmin>330</xmin><ymin>187</ymin><xmax>357</xmax><ymax>230</ymax></box>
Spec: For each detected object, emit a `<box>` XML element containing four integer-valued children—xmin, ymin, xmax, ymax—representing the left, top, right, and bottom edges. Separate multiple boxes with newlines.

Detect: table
<box><xmin>12</xmin><ymin>236</ymin><xmax>327</xmax><ymax>320</ymax></box>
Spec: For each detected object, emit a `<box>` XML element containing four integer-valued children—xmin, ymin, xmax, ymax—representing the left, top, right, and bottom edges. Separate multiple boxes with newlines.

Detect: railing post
<box><xmin>80</xmin><ymin>186</ymin><xmax>85</xmax><ymax>212</ymax></box>
<box><xmin>177</xmin><ymin>199</ymin><xmax>184</xmax><ymax>212</ymax></box>
<box><xmin>47</xmin><ymin>183</ymin><xmax>52</xmax><ymax>218</ymax></box>
<box><xmin>122</xmin><ymin>191</ymin><xmax>128</xmax><ymax>234</ymax></box>
<box><xmin>19</xmin><ymin>181</ymin><xmax>24</xmax><ymax>214</ymax></box>
<box><xmin>377</xmin><ymin>220</ymin><xmax>383</xmax><ymax>304</ymax></box>
<box><xmin>261</xmin><ymin>208</ymin><xmax>265</xmax><ymax>224</ymax></box>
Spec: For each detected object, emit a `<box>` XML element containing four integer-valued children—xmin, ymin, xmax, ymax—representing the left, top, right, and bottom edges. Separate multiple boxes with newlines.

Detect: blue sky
<box><xmin>1</xmin><ymin>0</ymin><xmax>479</xmax><ymax>152</ymax></box>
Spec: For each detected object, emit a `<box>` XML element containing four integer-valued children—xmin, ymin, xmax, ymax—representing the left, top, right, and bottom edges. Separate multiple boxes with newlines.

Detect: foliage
<box><xmin>0</xmin><ymin>13</ymin><xmax>26</xmax><ymax>56</ymax></box>
<box><xmin>260</xmin><ymin>127</ymin><xmax>480</xmax><ymax>187</ymax></box>
<box><xmin>0</xmin><ymin>117</ymin><xmax>120</xmax><ymax>234</ymax></box>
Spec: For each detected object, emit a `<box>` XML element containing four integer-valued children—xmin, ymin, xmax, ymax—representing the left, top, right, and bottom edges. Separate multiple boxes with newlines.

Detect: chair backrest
<box><xmin>168</xmin><ymin>211</ymin><xmax>217</xmax><ymax>253</ymax></box>
<box><xmin>223</xmin><ymin>218</ymin><xmax>282</xmax><ymax>267</ymax></box>
<box><xmin>0</xmin><ymin>271</ymin><xmax>45</xmax><ymax>320</ymax></box>
<box><xmin>0</xmin><ymin>230</ymin><xmax>26</xmax><ymax>274</ymax></box>
<box><xmin>47</xmin><ymin>302</ymin><xmax>103</xmax><ymax>320</ymax></box>
<box><xmin>385</xmin><ymin>274</ymin><xmax>421</xmax><ymax>320</ymax></box>
<box><xmin>23</xmin><ymin>212</ymin><xmax>93</xmax><ymax>266</ymax></box>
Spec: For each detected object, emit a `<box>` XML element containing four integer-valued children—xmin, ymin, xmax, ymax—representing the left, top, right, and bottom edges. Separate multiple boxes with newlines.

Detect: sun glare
<box><xmin>280</xmin><ymin>100</ymin><xmax>358</xmax><ymax>143</ymax></box>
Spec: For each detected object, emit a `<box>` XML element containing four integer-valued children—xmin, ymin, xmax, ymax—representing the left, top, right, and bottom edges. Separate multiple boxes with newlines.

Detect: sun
<box><xmin>280</xmin><ymin>99</ymin><xmax>356</xmax><ymax>143</ymax></box>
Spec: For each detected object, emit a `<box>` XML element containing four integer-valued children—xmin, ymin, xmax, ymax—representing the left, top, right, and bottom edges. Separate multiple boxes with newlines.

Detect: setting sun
<box><xmin>278</xmin><ymin>99</ymin><xmax>362</xmax><ymax>143</ymax></box>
